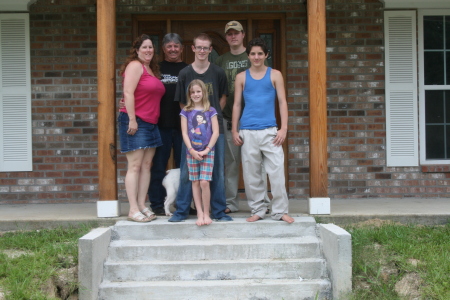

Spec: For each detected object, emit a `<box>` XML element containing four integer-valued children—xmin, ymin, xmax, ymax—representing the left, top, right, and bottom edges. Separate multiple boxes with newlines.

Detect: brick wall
<box><xmin>1</xmin><ymin>0</ymin><xmax>100</xmax><ymax>203</ymax></box>
<box><xmin>323</xmin><ymin>0</ymin><xmax>448</xmax><ymax>198</ymax></box>
<box><xmin>1</xmin><ymin>0</ymin><xmax>449</xmax><ymax>204</ymax></box>
<box><xmin>291</xmin><ymin>0</ymin><xmax>392</xmax><ymax>198</ymax></box>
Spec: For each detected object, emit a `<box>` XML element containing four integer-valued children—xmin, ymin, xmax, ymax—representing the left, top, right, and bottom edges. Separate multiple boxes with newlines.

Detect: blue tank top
<box><xmin>240</xmin><ymin>67</ymin><xmax>277</xmax><ymax>130</ymax></box>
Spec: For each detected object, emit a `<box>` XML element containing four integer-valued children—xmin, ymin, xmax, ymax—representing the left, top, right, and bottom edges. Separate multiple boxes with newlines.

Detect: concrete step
<box><xmin>98</xmin><ymin>278</ymin><xmax>331</xmax><ymax>300</ymax></box>
<box><xmin>112</xmin><ymin>216</ymin><xmax>317</xmax><ymax>240</ymax></box>
<box><xmin>103</xmin><ymin>258</ymin><xmax>327</xmax><ymax>282</ymax></box>
<box><xmin>108</xmin><ymin>236</ymin><xmax>321</xmax><ymax>261</ymax></box>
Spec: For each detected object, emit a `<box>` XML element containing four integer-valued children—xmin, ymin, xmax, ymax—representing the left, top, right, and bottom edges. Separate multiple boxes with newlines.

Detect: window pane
<box><xmin>446</xmin><ymin>16</ymin><xmax>450</xmax><ymax>49</ymax></box>
<box><xmin>448</xmin><ymin>125</ymin><xmax>450</xmax><ymax>158</ymax></box>
<box><xmin>424</xmin><ymin>52</ymin><xmax>444</xmax><ymax>84</ymax></box>
<box><xmin>425</xmin><ymin>90</ymin><xmax>444</xmax><ymax>123</ymax></box>
<box><xmin>424</xmin><ymin>16</ymin><xmax>444</xmax><ymax>50</ymax></box>
<box><xmin>446</xmin><ymin>91</ymin><xmax>450</xmax><ymax>123</ymax></box>
<box><xmin>447</xmin><ymin>52</ymin><xmax>450</xmax><ymax>85</ymax></box>
<box><xmin>426</xmin><ymin>125</ymin><xmax>445</xmax><ymax>159</ymax></box>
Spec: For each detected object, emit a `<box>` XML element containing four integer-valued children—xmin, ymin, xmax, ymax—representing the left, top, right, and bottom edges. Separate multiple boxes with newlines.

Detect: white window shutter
<box><xmin>384</xmin><ymin>11</ymin><xmax>419</xmax><ymax>167</ymax></box>
<box><xmin>0</xmin><ymin>14</ymin><xmax>32</xmax><ymax>172</ymax></box>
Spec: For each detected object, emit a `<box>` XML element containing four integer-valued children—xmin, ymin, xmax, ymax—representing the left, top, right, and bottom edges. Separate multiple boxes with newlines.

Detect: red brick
<box><xmin>37</xmin><ymin>164</ymin><xmax>55</xmax><ymax>170</ymax></box>
<box><xmin>82</xmin><ymin>171</ymin><xmax>98</xmax><ymax>177</ymax></box>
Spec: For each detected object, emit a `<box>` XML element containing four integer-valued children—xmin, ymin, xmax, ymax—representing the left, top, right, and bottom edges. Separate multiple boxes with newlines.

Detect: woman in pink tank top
<box><xmin>117</xmin><ymin>34</ymin><xmax>166</xmax><ymax>222</ymax></box>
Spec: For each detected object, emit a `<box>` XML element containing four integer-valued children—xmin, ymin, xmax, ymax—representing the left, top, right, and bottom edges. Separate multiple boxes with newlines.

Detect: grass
<box><xmin>0</xmin><ymin>223</ymin><xmax>98</xmax><ymax>300</ymax></box>
<box><xmin>1</xmin><ymin>220</ymin><xmax>449</xmax><ymax>299</ymax></box>
<box><xmin>344</xmin><ymin>220</ymin><xmax>450</xmax><ymax>300</ymax></box>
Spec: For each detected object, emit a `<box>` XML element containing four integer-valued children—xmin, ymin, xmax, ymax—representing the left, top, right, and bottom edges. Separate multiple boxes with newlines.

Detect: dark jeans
<box><xmin>148</xmin><ymin>127</ymin><xmax>182</xmax><ymax>210</ymax></box>
<box><xmin>169</xmin><ymin>134</ymin><xmax>232</xmax><ymax>221</ymax></box>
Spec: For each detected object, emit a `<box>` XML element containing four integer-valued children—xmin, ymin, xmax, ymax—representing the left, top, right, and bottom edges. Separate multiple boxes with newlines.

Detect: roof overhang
<box><xmin>380</xmin><ymin>0</ymin><xmax>450</xmax><ymax>9</ymax></box>
<box><xmin>0</xmin><ymin>0</ymin><xmax>37</xmax><ymax>11</ymax></box>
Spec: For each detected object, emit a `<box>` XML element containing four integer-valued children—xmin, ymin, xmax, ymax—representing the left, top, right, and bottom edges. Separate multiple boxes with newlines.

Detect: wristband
<box><xmin>188</xmin><ymin>147</ymin><xmax>193</xmax><ymax>152</ymax></box>
<box><xmin>206</xmin><ymin>146</ymin><xmax>211</xmax><ymax>151</ymax></box>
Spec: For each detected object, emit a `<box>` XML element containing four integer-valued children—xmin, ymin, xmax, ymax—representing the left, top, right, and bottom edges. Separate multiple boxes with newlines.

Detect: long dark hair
<box><xmin>192</xmin><ymin>111</ymin><xmax>209</xmax><ymax>131</ymax></box>
<box><xmin>119</xmin><ymin>34</ymin><xmax>160</xmax><ymax>78</ymax></box>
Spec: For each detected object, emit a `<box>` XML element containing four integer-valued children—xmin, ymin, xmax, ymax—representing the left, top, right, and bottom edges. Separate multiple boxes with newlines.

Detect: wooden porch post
<box><xmin>307</xmin><ymin>0</ymin><xmax>330</xmax><ymax>214</ymax></box>
<box><xmin>96</xmin><ymin>0</ymin><xmax>119</xmax><ymax>217</ymax></box>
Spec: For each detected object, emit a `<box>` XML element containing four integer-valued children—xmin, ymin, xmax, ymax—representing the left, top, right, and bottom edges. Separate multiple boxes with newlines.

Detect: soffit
<box><xmin>0</xmin><ymin>0</ymin><xmax>37</xmax><ymax>11</ymax></box>
<box><xmin>380</xmin><ymin>0</ymin><xmax>450</xmax><ymax>9</ymax></box>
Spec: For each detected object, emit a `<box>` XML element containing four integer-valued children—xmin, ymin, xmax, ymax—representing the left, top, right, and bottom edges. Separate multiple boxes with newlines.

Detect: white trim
<box><xmin>418</xmin><ymin>9</ymin><xmax>450</xmax><ymax>165</ymax></box>
<box><xmin>381</xmin><ymin>0</ymin><xmax>450</xmax><ymax>9</ymax></box>
<box><xmin>308</xmin><ymin>197</ymin><xmax>330</xmax><ymax>215</ymax></box>
<box><xmin>97</xmin><ymin>200</ymin><xmax>120</xmax><ymax>217</ymax></box>
<box><xmin>0</xmin><ymin>0</ymin><xmax>37</xmax><ymax>12</ymax></box>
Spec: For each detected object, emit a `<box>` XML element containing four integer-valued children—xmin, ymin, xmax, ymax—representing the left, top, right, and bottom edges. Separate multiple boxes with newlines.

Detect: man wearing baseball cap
<box><xmin>215</xmin><ymin>21</ymin><xmax>270</xmax><ymax>214</ymax></box>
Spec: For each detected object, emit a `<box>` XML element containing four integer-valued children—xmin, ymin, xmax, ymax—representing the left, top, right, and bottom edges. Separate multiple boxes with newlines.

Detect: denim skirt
<box><xmin>118</xmin><ymin>112</ymin><xmax>162</xmax><ymax>153</ymax></box>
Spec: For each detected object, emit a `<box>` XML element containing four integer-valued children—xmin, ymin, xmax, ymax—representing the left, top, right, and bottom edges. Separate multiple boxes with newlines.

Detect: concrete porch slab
<box><xmin>0</xmin><ymin>198</ymin><xmax>449</xmax><ymax>231</ymax></box>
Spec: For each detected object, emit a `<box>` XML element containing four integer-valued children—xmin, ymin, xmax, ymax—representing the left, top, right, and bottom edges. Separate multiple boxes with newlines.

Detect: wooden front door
<box><xmin>133</xmin><ymin>14</ymin><xmax>287</xmax><ymax>191</ymax></box>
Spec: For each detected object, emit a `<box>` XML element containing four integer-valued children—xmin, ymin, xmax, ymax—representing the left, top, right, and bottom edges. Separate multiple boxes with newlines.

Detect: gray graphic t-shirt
<box><xmin>215</xmin><ymin>51</ymin><xmax>249</xmax><ymax>121</ymax></box>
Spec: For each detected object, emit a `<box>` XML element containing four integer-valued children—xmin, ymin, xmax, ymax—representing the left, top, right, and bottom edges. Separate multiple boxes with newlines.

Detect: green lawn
<box><xmin>345</xmin><ymin>220</ymin><xmax>450</xmax><ymax>300</ymax></box>
<box><xmin>0</xmin><ymin>223</ymin><xmax>97</xmax><ymax>300</ymax></box>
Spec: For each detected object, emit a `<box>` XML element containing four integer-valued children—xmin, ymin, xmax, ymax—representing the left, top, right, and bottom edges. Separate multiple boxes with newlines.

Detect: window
<box><xmin>0</xmin><ymin>13</ymin><xmax>32</xmax><ymax>172</ymax></box>
<box><xmin>419</xmin><ymin>10</ymin><xmax>450</xmax><ymax>164</ymax></box>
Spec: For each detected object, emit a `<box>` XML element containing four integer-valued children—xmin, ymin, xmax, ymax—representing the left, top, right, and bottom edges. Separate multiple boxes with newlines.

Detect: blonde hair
<box><xmin>184</xmin><ymin>79</ymin><xmax>211</xmax><ymax>112</ymax></box>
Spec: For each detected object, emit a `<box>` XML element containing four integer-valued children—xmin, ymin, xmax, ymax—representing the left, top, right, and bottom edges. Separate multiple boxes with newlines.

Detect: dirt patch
<box><xmin>0</xmin><ymin>287</ymin><xmax>5</xmax><ymax>300</ymax></box>
<box><xmin>408</xmin><ymin>259</ymin><xmax>421</xmax><ymax>267</ymax></box>
<box><xmin>40</xmin><ymin>278</ymin><xmax>58</xmax><ymax>299</ymax></box>
<box><xmin>1</xmin><ymin>249</ymin><xmax>33</xmax><ymax>259</ymax></box>
<box><xmin>395</xmin><ymin>272</ymin><xmax>423</xmax><ymax>300</ymax></box>
<box><xmin>36</xmin><ymin>267</ymin><xmax>78</xmax><ymax>300</ymax></box>
<box><xmin>54</xmin><ymin>266</ymin><xmax>78</xmax><ymax>299</ymax></box>
<box><xmin>350</xmin><ymin>218</ymin><xmax>404</xmax><ymax>228</ymax></box>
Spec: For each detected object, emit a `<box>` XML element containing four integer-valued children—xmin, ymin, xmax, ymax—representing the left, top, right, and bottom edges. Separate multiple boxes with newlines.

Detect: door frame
<box><xmin>132</xmin><ymin>13</ymin><xmax>289</xmax><ymax>192</ymax></box>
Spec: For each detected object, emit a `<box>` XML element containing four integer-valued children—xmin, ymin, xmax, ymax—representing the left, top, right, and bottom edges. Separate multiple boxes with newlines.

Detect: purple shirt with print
<box><xmin>180</xmin><ymin>107</ymin><xmax>218</xmax><ymax>153</ymax></box>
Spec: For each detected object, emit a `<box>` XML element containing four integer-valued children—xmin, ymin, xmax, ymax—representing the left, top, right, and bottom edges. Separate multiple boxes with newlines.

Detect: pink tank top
<box><xmin>120</xmin><ymin>64</ymin><xmax>165</xmax><ymax>124</ymax></box>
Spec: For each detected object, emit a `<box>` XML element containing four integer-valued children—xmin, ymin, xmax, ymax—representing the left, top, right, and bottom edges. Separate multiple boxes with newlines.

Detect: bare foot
<box><xmin>246</xmin><ymin>215</ymin><xmax>262</xmax><ymax>222</ymax></box>
<box><xmin>203</xmin><ymin>215</ymin><xmax>212</xmax><ymax>225</ymax></box>
<box><xmin>196</xmin><ymin>217</ymin><xmax>204</xmax><ymax>226</ymax></box>
<box><xmin>281</xmin><ymin>214</ymin><xmax>295</xmax><ymax>223</ymax></box>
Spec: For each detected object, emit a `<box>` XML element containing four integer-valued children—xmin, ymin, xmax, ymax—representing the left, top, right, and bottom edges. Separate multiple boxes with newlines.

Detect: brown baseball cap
<box><xmin>225</xmin><ymin>20</ymin><xmax>244</xmax><ymax>33</ymax></box>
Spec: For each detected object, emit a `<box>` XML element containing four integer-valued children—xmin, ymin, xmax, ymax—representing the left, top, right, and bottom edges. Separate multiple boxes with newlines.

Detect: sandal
<box><xmin>127</xmin><ymin>212</ymin><xmax>151</xmax><ymax>223</ymax></box>
<box><xmin>141</xmin><ymin>208</ymin><xmax>157</xmax><ymax>221</ymax></box>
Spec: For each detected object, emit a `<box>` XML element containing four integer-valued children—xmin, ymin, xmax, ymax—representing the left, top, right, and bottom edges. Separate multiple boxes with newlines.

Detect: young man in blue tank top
<box><xmin>231</xmin><ymin>38</ymin><xmax>294</xmax><ymax>223</ymax></box>
<box><xmin>215</xmin><ymin>20</ymin><xmax>271</xmax><ymax>215</ymax></box>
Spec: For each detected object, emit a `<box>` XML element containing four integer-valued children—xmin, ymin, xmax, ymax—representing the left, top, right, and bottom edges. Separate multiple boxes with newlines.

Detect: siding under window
<box><xmin>0</xmin><ymin>14</ymin><xmax>32</xmax><ymax>172</ymax></box>
<box><xmin>384</xmin><ymin>11</ymin><xmax>419</xmax><ymax>167</ymax></box>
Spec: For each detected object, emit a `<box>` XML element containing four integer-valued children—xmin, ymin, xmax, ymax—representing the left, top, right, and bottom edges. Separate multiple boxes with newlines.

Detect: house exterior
<box><xmin>1</xmin><ymin>0</ymin><xmax>450</xmax><ymax>207</ymax></box>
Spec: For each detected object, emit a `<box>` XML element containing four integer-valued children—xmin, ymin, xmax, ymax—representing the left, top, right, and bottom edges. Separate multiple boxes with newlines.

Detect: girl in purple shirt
<box><xmin>180</xmin><ymin>79</ymin><xmax>219</xmax><ymax>226</ymax></box>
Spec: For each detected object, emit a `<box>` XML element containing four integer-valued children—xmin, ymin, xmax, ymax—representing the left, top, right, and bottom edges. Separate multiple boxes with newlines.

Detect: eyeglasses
<box><xmin>194</xmin><ymin>46</ymin><xmax>211</xmax><ymax>52</ymax></box>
